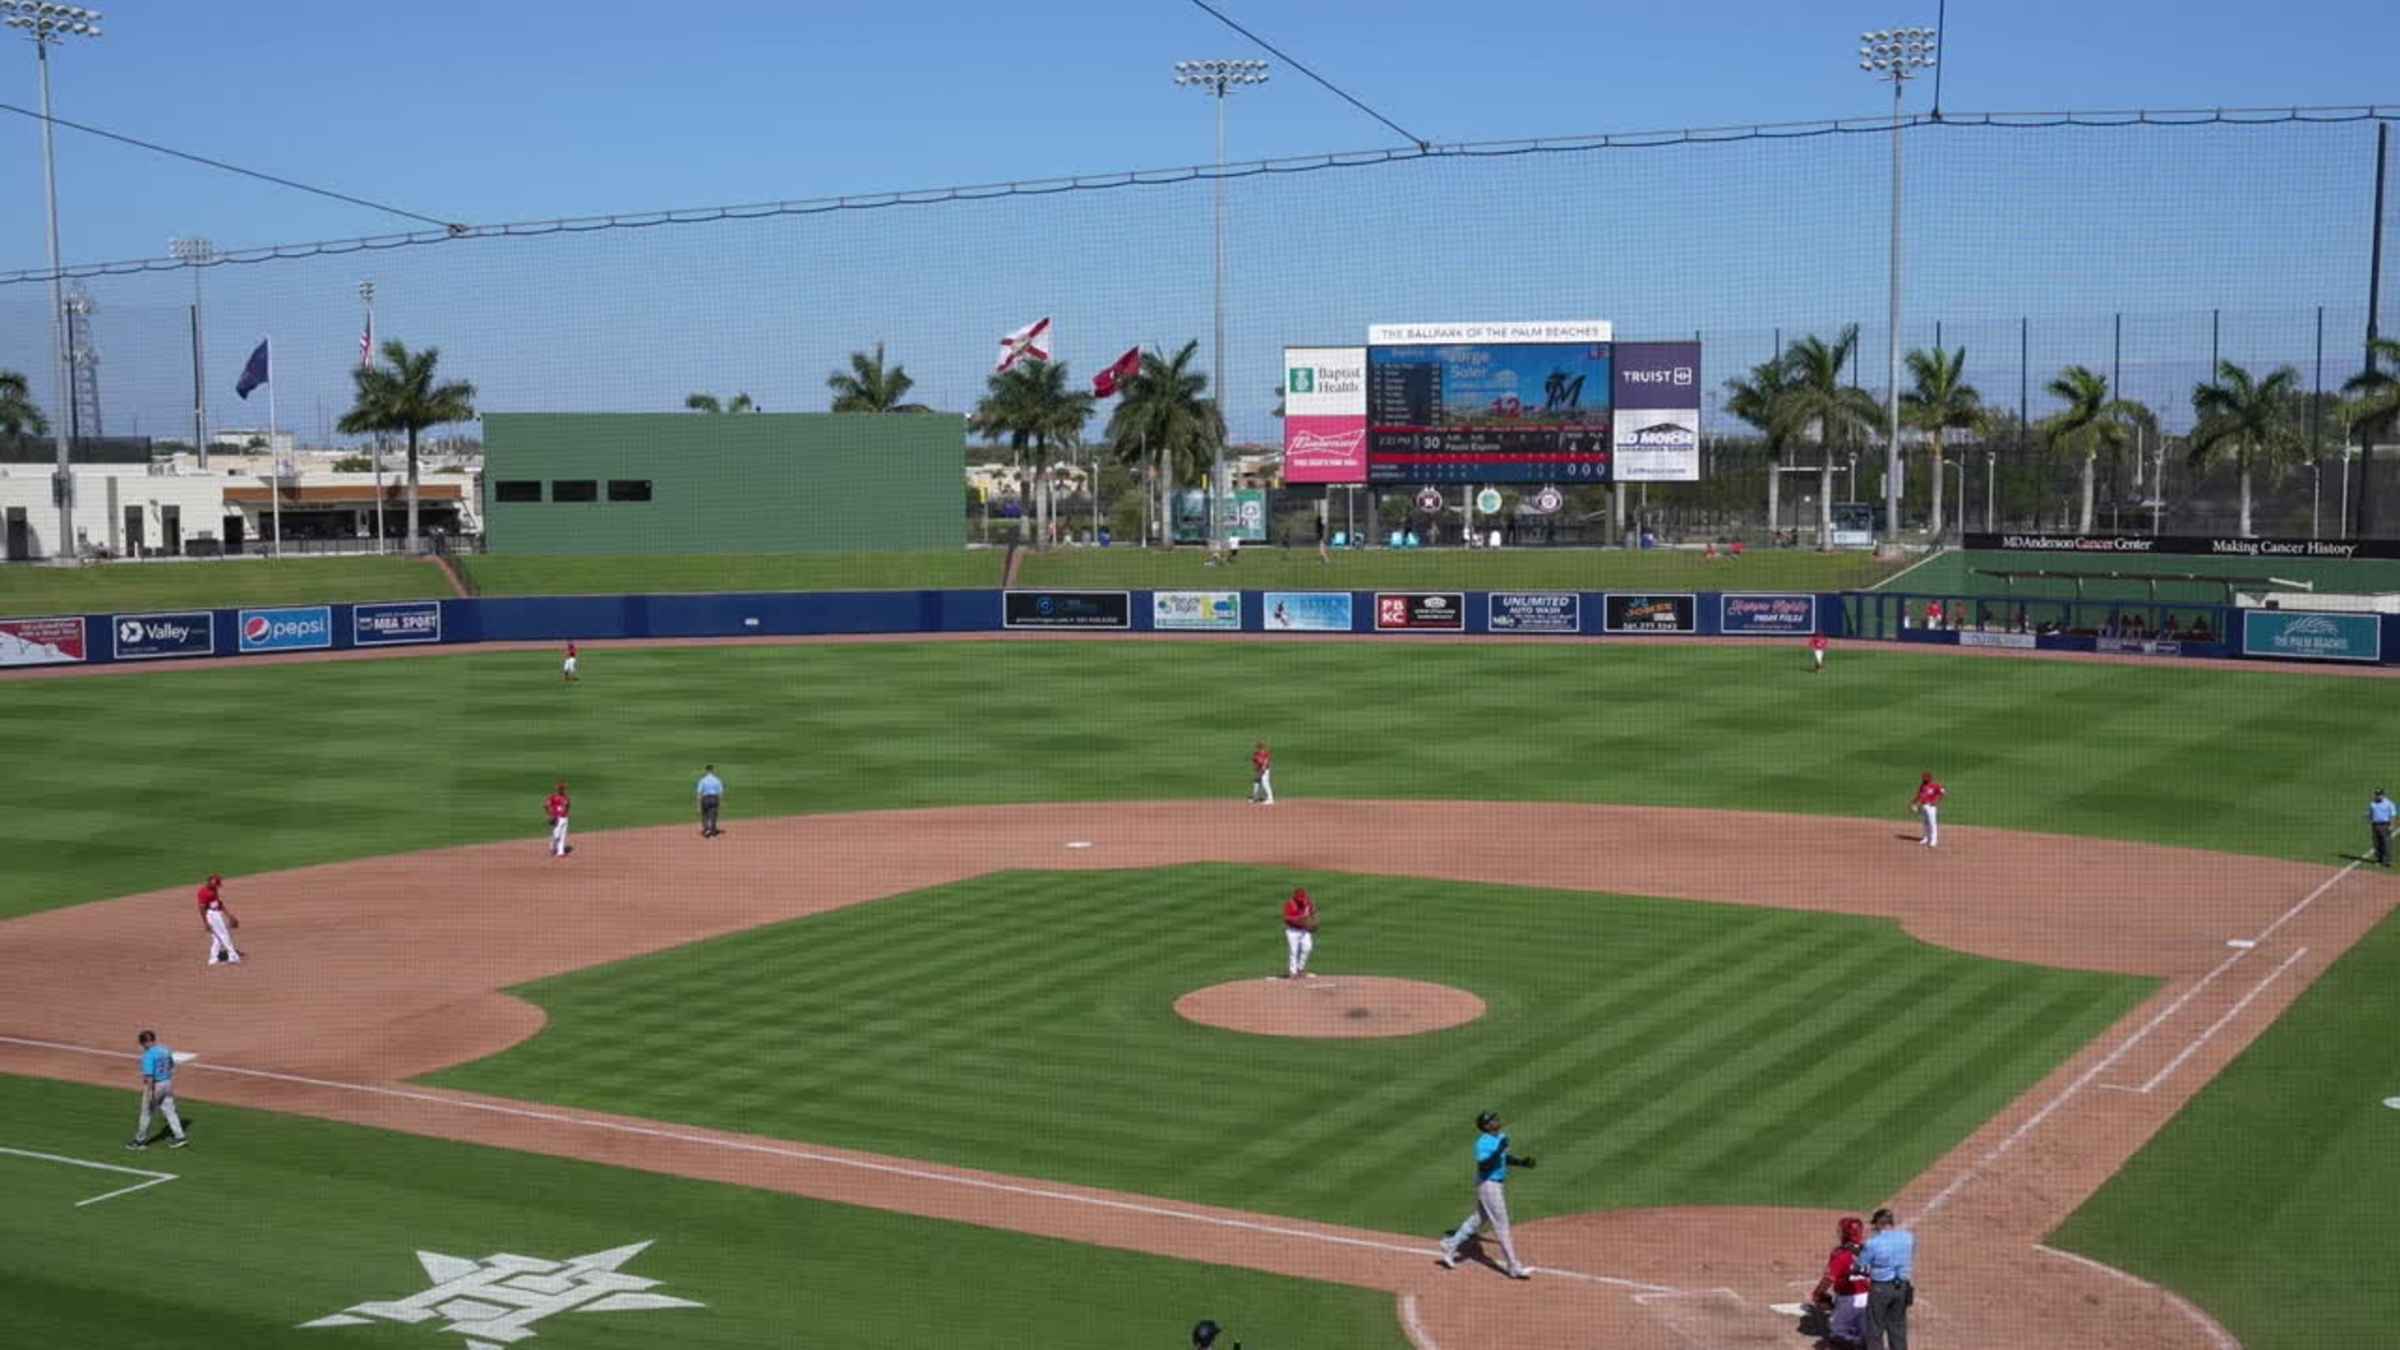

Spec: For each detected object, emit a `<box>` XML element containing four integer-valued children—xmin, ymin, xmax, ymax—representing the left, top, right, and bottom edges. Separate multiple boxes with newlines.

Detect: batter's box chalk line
<box><xmin>0</xmin><ymin>1146</ymin><xmax>178</xmax><ymax>1207</ymax></box>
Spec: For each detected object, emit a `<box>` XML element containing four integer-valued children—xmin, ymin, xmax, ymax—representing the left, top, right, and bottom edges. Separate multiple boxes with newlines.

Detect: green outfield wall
<box><xmin>482</xmin><ymin>413</ymin><xmax>965</xmax><ymax>555</ymax></box>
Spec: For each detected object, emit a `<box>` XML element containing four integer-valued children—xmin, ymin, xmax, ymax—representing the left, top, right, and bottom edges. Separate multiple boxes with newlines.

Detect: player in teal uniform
<box><xmin>129</xmin><ymin>1029</ymin><xmax>190</xmax><ymax>1149</ymax></box>
<box><xmin>1436</xmin><ymin>1109</ymin><xmax>1534</xmax><ymax>1279</ymax></box>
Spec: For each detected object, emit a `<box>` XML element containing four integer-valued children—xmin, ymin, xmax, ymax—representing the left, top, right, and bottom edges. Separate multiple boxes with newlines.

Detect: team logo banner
<box><xmin>0</xmin><ymin>615</ymin><xmax>87</xmax><ymax>666</ymax></box>
<box><xmin>1603</xmin><ymin>593</ymin><xmax>1697</xmax><ymax>634</ymax></box>
<box><xmin>1719</xmin><ymin>593</ymin><xmax>1816</xmax><ymax>635</ymax></box>
<box><xmin>1488</xmin><ymin>592</ymin><xmax>1579</xmax><ymax>633</ymax></box>
<box><xmin>1152</xmin><ymin>590</ymin><xmax>1241</xmax><ymax>631</ymax></box>
<box><xmin>1264</xmin><ymin>592</ymin><xmax>1353</xmax><ymax>632</ymax></box>
<box><xmin>2242</xmin><ymin>610</ymin><xmax>2382</xmax><ymax>662</ymax></box>
<box><xmin>238</xmin><ymin>606</ymin><xmax>333</xmax><ymax>653</ymax></box>
<box><xmin>1374</xmin><ymin>592</ymin><xmax>1465</xmax><ymax>631</ymax></box>
<box><xmin>353</xmin><ymin>601</ymin><xmax>443</xmax><ymax>647</ymax></box>
<box><xmin>114</xmin><ymin>610</ymin><xmax>216</xmax><ymax>660</ymax></box>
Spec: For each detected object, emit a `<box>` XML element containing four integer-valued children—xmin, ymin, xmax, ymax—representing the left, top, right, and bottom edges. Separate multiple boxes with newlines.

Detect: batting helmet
<box><xmin>1838</xmin><ymin>1216</ymin><xmax>1864</xmax><ymax>1245</ymax></box>
<box><xmin>1192</xmin><ymin>1319</ymin><xmax>1222</xmax><ymax>1347</ymax></box>
<box><xmin>1475</xmin><ymin>1110</ymin><xmax>1502</xmax><ymax>1131</ymax></box>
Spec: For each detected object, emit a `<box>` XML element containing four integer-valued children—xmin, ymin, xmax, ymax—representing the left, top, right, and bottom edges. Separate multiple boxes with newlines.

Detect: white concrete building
<box><xmin>0</xmin><ymin>462</ymin><xmax>480</xmax><ymax>561</ymax></box>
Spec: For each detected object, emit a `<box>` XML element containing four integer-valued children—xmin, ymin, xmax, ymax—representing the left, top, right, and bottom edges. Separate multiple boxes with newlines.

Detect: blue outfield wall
<box><xmin>14</xmin><ymin>590</ymin><xmax>2400</xmax><ymax>671</ymax></box>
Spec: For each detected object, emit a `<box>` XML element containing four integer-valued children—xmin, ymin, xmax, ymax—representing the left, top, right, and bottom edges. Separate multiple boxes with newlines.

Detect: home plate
<box><xmin>2227</xmin><ymin>939</ymin><xmax>2257</xmax><ymax>949</ymax></box>
<box><xmin>1769</xmin><ymin>1303</ymin><xmax>1809</xmax><ymax>1317</ymax></box>
<box><xmin>1065</xmin><ymin>841</ymin><xmax>1095</xmax><ymax>850</ymax></box>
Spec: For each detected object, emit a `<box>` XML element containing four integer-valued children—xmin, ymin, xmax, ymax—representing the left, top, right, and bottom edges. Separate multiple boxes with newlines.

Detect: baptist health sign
<box><xmin>2243</xmin><ymin>610</ymin><xmax>2383</xmax><ymax>663</ymax></box>
<box><xmin>1281</xmin><ymin>346</ymin><xmax>1367</xmax><ymax>484</ymax></box>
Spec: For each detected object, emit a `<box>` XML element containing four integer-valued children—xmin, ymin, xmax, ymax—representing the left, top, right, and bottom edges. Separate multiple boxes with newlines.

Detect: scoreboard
<box><xmin>1365</xmin><ymin>342</ymin><xmax>1613</xmax><ymax>483</ymax></box>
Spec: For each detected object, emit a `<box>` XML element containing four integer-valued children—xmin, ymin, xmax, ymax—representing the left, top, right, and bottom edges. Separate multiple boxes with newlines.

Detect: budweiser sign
<box><xmin>1284</xmin><ymin>345</ymin><xmax>1368</xmax><ymax>484</ymax></box>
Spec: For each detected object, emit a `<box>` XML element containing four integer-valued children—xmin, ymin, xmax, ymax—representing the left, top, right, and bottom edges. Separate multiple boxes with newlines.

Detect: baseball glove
<box><xmin>229</xmin><ymin>917</ymin><xmax>240</xmax><ymax>930</ymax></box>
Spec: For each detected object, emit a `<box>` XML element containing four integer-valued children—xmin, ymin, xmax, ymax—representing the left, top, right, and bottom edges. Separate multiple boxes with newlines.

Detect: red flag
<box><xmin>995</xmin><ymin>317</ymin><xmax>1052</xmax><ymax>373</ymax></box>
<box><xmin>1092</xmin><ymin>346</ymin><xmax>1142</xmax><ymax>398</ymax></box>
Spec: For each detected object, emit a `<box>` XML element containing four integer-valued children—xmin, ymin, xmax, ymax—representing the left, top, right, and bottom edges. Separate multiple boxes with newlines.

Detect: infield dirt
<box><xmin>2</xmin><ymin>799</ymin><xmax>2387</xmax><ymax>1348</ymax></box>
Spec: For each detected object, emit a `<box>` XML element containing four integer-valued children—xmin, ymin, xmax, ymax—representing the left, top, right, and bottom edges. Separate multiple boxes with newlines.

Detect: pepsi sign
<box><xmin>238</xmin><ymin>605</ymin><xmax>333</xmax><ymax>653</ymax></box>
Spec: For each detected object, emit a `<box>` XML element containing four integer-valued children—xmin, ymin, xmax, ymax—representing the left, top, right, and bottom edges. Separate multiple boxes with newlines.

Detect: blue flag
<box><xmin>234</xmin><ymin>338</ymin><xmax>270</xmax><ymax>400</ymax></box>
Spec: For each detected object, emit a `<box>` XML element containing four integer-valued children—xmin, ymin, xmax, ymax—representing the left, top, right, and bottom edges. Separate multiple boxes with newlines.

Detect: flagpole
<box><xmin>267</xmin><ymin>335</ymin><xmax>281</xmax><ymax>559</ymax></box>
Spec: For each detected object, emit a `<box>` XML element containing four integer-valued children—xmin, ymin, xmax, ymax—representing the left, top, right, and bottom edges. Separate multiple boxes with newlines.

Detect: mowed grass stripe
<box><xmin>433</xmin><ymin>865</ymin><xmax>2144</xmax><ymax>1231</ymax></box>
<box><xmin>12</xmin><ymin>639</ymin><xmax>2395</xmax><ymax>917</ymax></box>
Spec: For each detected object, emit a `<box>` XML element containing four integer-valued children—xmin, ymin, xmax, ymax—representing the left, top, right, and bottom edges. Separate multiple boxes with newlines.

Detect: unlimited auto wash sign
<box><xmin>1967</xmin><ymin>532</ymin><xmax>2400</xmax><ymax>560</ymax></box>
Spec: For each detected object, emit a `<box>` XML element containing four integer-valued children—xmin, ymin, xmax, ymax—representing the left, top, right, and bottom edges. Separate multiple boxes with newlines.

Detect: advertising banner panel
<box><xmin>0</xmin><ymin>614</ymin><xmax>87</xmax><ymax>666</ymax></box>
<box><xmin>1152</xmin><ymin>590</ymin><xmax>1241</xmax><ymax>631</ymax></box>
<box><xmin>1487</xmin><ymin>592</ymin><xmax>1579</xmax><ymax>633</ymax></box>
<box><xmin>1719</xmin><ymin>593</ymin><xmax>1816</xmax><ymax>635</ymax></box>
<box><xmin>1373</xmin><ymin>592</ymin><xmax>1465</xmax><ymax>631</ymax></box>
<box><xmin>1965</xmin><ymin>532</ymin><xmax>2400</xmax><ymax>560</ymax></box>
<box><xmin>1602</xmin><ymin>593</ymin><xmax>1697</xmax><ymax>634</ymax></box>
<box><xmin>238</xmin><ymin>606</ymin><xmax>333</xmax><ymax>654</ymax></box>
<box><xmin>1957</xmin><ymin>630</ymin><xmax>2038</xmax><ymax>650</ymax></box>
<box><xmin>353</xmin><ymin>601</ymin><xmax>444</xmax><ymax>647</ymax></box>
<box><xmin>1002</xmin><ymin>591</ymin><xmax>1131</xmax><ymax>629</ymax></box>
<box><xmin>2242</xmin><ymin>610</ymin><xmax>2381</xmax><ymax>662</ymax></box>
<box><xmin>1282</xmin><ymin>346</ymin><xmax>1368</xmax><ymax>484</ymax></box>
<box><xmin>1263</xmin><ymin>592</ymin><xmax>1353</xmax><ymax>632</ymax></box>
<box><xmin>1609</xmin><ymin>341</ymin><xmax>1702</xmax><ymax>482</ymax></box>
<box><xmin>114</xmin><ymin>610</ymin><xmax>216</xmax><ymax>660</ymax></box>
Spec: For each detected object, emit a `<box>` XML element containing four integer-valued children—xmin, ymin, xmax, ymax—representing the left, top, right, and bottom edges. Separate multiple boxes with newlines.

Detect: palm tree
<box><xmin>1723</xmin><ymin>356</ymin><xmax>1796</xmax><ymax>534</ymax></box>
<box><xmin>826</xmin><ymin>343</ymin><xmax>930</xmax><ymax>413</ymax></box>
<box><xmin>970</xmin><ymin>359</ymin><xmax>1093</xmax><ymax>547</ymax></box>
<box><xmin>1900</xmin><ymin>345</ymin><xmax>1981</xmax><ymax>539</ymax></box>
<box><xmin>338</xmin><ymin>340</ymin><xmax>477</xmax><ymax>551</ymax></box>
<box><xmin>2041</xmin><ymin>365</ymin><xmax>2138</xmax><ymax>534</ymax></box>
<box><xmin>0</xmin><ymin>368</ymin><xmax>47</xmax><ymax>441</ymax></box>
<box><xmin>1775</xmin><ymin>326</ymin><xmax>1881</xmax><ymax>544</ymax></box>
<box><xmin>1104</xmin><ymin>341</ymin><xmax>1220</xmax><ymax>546</ymax></box>
<box><xmin>684</xmin><ymin>392</ymin><xmax>756</xmax><ymax>414</ymax></box>
<box><xmin>2340</xmin><ymin>336</ymin><xmax>2400</xmax><ymax>534</ymax></box>
<box><xmin>2187</xmin><ymin>359</ymin><xmax>2302</xmax><ymax>538</ymax></box>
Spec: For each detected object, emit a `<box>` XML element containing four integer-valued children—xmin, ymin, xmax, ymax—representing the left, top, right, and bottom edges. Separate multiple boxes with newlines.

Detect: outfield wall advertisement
<box><xmin>1604</xmin><ymin>593</ymin><xmax>1697</xmax><ymax>634</ymax></box>
<box><xmin>0</xmin><ymin>615</ymin><xmax>86</xmax><ymax>666</ymax></box>
<box><xmin>239</xmin><ymin>606</ymin><xmax>334</xmax><ymax>654</ymax></box>
<box><xmin>1374</xmin><ymin>592</ymin><xmax>1465</xmax><ymax>631</ymax></box>
<box><xmin>1282</xmin><ymin>347</ymin><xmax>1368</xmax><ymax>485</ymax></box>
<box><xmin>1002</xmin><ymin>591</ymin><xmax>1131</xmax><ymax>630</ymax></box>
<box><xmin>1487</xmin><ymin>592</ymin><xmax>1579</xmax><ymax>633</ymax></box>
<box><xmin>1264</xmin><ymin>592</ymin><xmax>1353</xmax><ymax>632</ymax></box>
<box><xmin>1719</xmin><ymin>593</ymin><xmax>1815</xmax><ymax>635</ymax></box>
<box><xmin>114</xmin><ymin>611</ymin><xmax>215</xmax><ymax>660</ymax></box>
<box><xmin>353</xmin><ymin>601</ymin><xmax>443</xmax><ymax>646</ymax></box>
<box><xmin>2242</xmin><ymin>610</ymin><xmax>2382</xmax><ymax>662</ymax></box>
<box><xmin>1152</xmin><ymin>590</ymin><xmax>1241</xmax><ymax>631</ymax></box>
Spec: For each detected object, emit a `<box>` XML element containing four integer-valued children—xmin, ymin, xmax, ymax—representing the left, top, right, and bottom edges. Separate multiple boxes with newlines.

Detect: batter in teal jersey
<box><xmin>1436</xmin><ymin>1109</ymin><xmax>1535</xmax><ymax>1279</ymax></box>
<box><xmin>128</xmin><ymin>1030</ymin><xmax>189</xmax><ymax>1149</ymax></box>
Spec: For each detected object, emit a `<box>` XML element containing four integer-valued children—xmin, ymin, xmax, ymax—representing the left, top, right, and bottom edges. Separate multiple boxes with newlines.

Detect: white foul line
<box><xmin>0</xmin><ymin>1146</ymin><xmax>177</xmax><ymax>1207</ymax></box>
<box><xmin>0</xmin><ymin>1035</ymin><xmax>1673</xmax><ymax>1294</ymax></box>
<box><xmin>1399</xmin><ymin>1294</ymin><xmax>1441</xmax><ymax>1350</ymax></box>
<box><xmin>2136</xmin><ymin>947</ymin><xmax>2309</xmax><ymax>1094</ymax></box>
<box><xmin>2032</xmin><ymin>1245</ymin><xmax>2239</xmax><ymax>1350</ymax></box>
<box><xmin>2253</xmin><ymin>859</ymin><xmax>2359</xmax><ymax>944</ymax></box>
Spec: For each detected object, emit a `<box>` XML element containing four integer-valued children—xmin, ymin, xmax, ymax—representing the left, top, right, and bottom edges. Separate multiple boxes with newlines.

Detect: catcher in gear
<box><xmin>1807</xmin><ymin>1215</ymin><xmax>1871</xmax><ymax>1348</ymax></box>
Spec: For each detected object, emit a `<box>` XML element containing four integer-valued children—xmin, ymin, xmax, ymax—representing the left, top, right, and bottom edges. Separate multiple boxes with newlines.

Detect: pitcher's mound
<box><xmin>1175</xmin><ymin>976</ymin><xmax>1485</xmax><ymax>1038</ymax></box>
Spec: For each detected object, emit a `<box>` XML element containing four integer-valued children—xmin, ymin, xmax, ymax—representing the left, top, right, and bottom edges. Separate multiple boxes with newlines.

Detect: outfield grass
<box><xmin>1896</xmin><ymin>547</ymin><xmax>2400</xmax><ymax>605</ymax></box>
<box><xmin>2050</xmin><ymin>903</ymin><xmax>2400</xmax><ymax>1349</ymax></box>
<box><xmin>0</xmin><ymin>1073</ymin><xmax>1400</xmax><ymax>1348</ymax></box>
<box><xmin>1016</xmin><ymin>543</ymin><xmax>1905</xmax><ymax>592</ymax></box>
<box><xmin>456</xmin><ymin>549</ymin><xmax>1004</xmax><ymax>595</ymax></box>
<box><xmin>432</xmin><ymin>865</ymin><xmax>2148</xmax><ymax>1233</ymax></box>
<box><xmin>5</xmin><ymin>639</ymin><xmax>2387</xmax><ymax>919</ymax></box>
<box><xmin>0</xmin><ymin>556</ymin><xmax>454</xmax><ymax>614</ymax></box>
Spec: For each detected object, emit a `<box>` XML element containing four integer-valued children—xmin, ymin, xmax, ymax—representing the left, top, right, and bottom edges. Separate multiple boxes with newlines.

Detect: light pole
<box><xmin>1173</xmin><ymin>57</ymin><xmax>1268</xmax><ymax>553</ymax></box>
<box><xmin>170</xmin><ymin>236</ymin><xmax>213</xmax><ymax>470</ymax></box>
<box><xmin>1946</xmin><ymin>459</ymin><xmax>1966</xmax><ymax>544</ymax></box>
<box><xmin>360</xmin><ymin>279</ymin><xmax>383</xmax><ymax>551</ymax></box>
<box><xmin>5</xmin><ymin>2</ymin><xmax>104</xmax><ymax>561</ymax></box>
<box><xmin>1859</xmin><ymin>25</ymin><xmax>1935</xmax><ymax>551</ymax></box>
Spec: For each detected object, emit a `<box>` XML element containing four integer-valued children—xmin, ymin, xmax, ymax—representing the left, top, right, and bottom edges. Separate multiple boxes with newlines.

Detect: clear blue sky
<box><xmin>0</xmin><ymin>1</ymin><xmax>2394</xmax><ymax>444</ymax></box>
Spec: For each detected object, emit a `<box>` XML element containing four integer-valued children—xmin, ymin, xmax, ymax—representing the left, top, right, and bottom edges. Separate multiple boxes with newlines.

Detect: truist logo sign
<box><xmin>1623</xmin><ymin>366</ymin><xmax>1695</xmax><ymax>386</ymax></box>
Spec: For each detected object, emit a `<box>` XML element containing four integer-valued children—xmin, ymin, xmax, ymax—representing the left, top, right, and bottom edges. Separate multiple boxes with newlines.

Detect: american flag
<box><xmin>359</xmin><ymin>311</ymin><xmax>374</xmax><ymax>369</ymax></box>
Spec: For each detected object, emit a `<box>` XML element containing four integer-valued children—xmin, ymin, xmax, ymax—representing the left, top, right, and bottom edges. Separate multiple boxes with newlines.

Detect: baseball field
<box><xmin>4</xmin><ymin>602</ymin><xmax>2396</xmax><ymax>1348</ymax></box>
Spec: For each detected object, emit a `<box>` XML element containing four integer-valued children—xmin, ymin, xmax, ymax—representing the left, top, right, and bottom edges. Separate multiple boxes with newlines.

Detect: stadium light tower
<box><xmin>4</xmin><ymin>1</ymin><xmax>104</xmax><ymax>561</ymax></box>
<box><xmin>1860</xmin><ymin>25</ymin><xmax>1935</xmax><ymax>548</ymax></box>
<box><xmin>1174</xmin><ymin>57</ymin><xmax>1268</xmax><ymax>551</ymax></box>
<box><xmin>170</xmin><ymin>236</ymin><xmax>214</xmax><ymax>469</ymax></box>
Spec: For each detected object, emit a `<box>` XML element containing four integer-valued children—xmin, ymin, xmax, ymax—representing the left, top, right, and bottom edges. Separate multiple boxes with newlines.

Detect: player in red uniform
<box><xmin>197</xmin><ymin>873</ymin><xmax>242</xmax><ymax>966</ymax></box>
<box><xmin>1281</xmin><ymin>886</ymin><xmax>1317</xmax><ymax>978</ymax></box>
<box><xmin>1911</xmin><ymin>771</ymin><xmax>1944</xmax><ymax>848</ymax></box>
<box><xmin>545</xmin><ymin>781</ymin><xmax>573</xmax><ymax>857</ymax></box>
<box><xmin>562</xmin><ymin>641</ymin><xmax>579</xmax><ymax>683</ymax></box>
<box><xmin>1809</xmin><ymin>1215</ymin><xmax>1872</xmax><ymax>1347</ymax></box>
<box><xmin>1249</xmin><ymin>740</ymin><xmax>1275</xmax><ymax>806</ymax></box>
<box><xmin>1809</xmin><ymin>632</ymin><xmax>1829</xmax><ymax>672</ymax></box>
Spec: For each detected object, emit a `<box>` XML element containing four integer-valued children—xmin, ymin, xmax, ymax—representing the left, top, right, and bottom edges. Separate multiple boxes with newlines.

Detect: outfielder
<box><xmin>1436</xmin><ymin>1110</ymin><xmax>1535</xmax><ymax>1279</ymax></box>
<box><xmin>1281</xmin><ymin>886</ymin><xmax>1317</xmax><ymax>978</ymax></box>
<box><xmin>545</xmin><ymin>781</ymin><xmax>573</xmax><ymax>858</ymax></box>
<box><xmin>1911</xmin><ymin>772</ymin><xmax>1944</xmax><ymax>848</ymax></box>
<box><xmin>1810</xmin><ymin>632</ymin><xmax>1829</xmax><ymax>672</ymax></box>
<box><xmin>1249</xmin><ymin>741</ymin><xmax>1274</xmax><ymax>806</ymax></box>
<box><xmin>562</xmin><ymin>641</ymin><xmax>579</xmax><ymax>683</ymax></box>
<box><xmin>128</xmin><ymin>1030</ymin><xmax>190</xmax><ymax>1149</ymax></box>
<box><xmin>197</xmin><ymin>872</ymin><xmax>242</xmax><ymax>966</ymax></box>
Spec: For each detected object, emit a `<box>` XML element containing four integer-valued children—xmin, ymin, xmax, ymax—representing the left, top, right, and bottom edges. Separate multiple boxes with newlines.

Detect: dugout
<box><xmin>482</xmin><ymin>412</ymin><xmax>965</xmax><ymax>555</ymax></box>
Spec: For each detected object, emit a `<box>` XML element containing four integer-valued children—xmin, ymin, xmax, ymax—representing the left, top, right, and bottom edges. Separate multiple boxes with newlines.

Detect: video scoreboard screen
<box><xmin>1365</xmin><ymin>342</ymin><xmax>1613</xmax><ymax>483</ymax></box>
